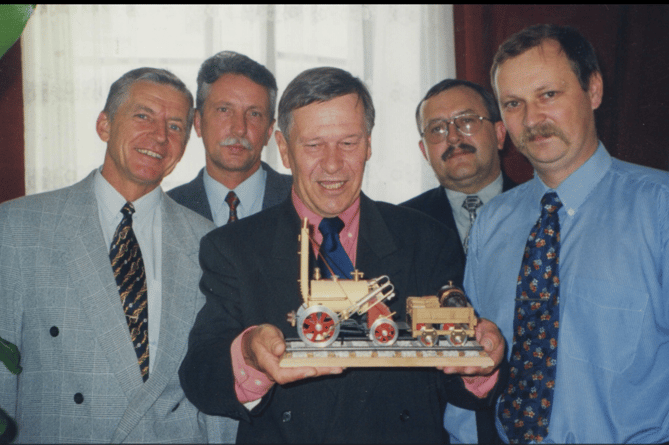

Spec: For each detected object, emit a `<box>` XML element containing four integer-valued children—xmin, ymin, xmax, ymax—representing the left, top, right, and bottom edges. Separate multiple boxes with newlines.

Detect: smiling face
<box><xmin>276</xmin><ymin>93</ymin><xmax>371</xmax><ymax>218</ymax></box>
<box><xmin>98</xmin><ymin>80</ymin><xmax>191</xmax><ymax>201</ymax></box>
<box><xmin>419</xmin><ymin>86</ymin><xmax>506</xmax><ymax>194</ymax></box>
<box><xmin>494</xmin><ymin>39</ymin><xmax>603</xmax><ymax>188</ymax></box>
<box><xmin>195</xmin><ymin>73</ymin><xmax>274</xmax><ymax>188</ymax></box>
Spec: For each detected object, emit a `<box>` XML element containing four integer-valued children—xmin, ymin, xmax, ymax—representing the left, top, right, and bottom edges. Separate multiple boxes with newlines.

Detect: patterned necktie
<box><xmin>499</xmin><ymin>192</ymin><xmax>562</xmax><ymax>443</ymax></box>
<box><xmin>225</xmin><ymin>191</ymin><xmax>240</xmax><ymax>223</ymax></box>
<box><xmin>462</xmin><ymin>195</ymin><xmax>483</xmax><ymax>255</ymax></box>
<box><xmin>109</xmin><ymin>202</ymin><xmax>149</xmax><ymax>382</ymax></box>
<box><xmin>317</xmin><ymin>217</ymin><xmax>355</xmax><ymax>279</ymax></box>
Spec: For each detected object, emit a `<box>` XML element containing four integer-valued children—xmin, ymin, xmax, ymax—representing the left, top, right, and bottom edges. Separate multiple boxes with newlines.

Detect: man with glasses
<box><xmin>403</xmin><ymin>79</ymin><xmax>516</xmax><ymax>259</ymax></box>
<box><xmin>403</xmin><ymin>80</ymin><xmax>516</xmax><ymax>443</ymax></box>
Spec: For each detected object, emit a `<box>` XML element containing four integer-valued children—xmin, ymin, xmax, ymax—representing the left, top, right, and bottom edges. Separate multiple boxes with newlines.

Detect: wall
<box><xmin>454</xmin><ymin>5</ymin><xmax>669</xmax><ymax>184</ymax></box>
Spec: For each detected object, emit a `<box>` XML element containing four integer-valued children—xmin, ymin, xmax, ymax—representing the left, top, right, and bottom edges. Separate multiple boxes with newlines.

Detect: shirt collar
<box><xmin>94</xmin><ymin>167</ymin><xmax>162</xmax><ymax>224</ymax></box>
<box><xmin>291</xmin><ymin>188</ymin><xmax>361</xmax><ymax>238</ymax></box>
<box><xmin>444</xmin><ymin>172</ymin><xmax>504</xmax><ymax>206</ymax></box>
<box><xmin>531</xmin><ymin>142</ymin><xmax>612</xmax><ymax>215</ymax></box>
<box><xmin>203</xmin><ymin>164</ymin><xmax>266</xmax><ymax>213</ymax></box>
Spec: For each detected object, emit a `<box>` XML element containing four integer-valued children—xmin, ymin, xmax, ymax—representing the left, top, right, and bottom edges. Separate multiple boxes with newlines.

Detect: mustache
<box><xmin>519</xmin><ymin>123</ymin><xmax>570</xmax><ymax>147</ymax></box>
<box><xmin>219</xmin><ymin>137</ymin><xmax>252</xmax><ymax>150</ymax></box>
<box><xmin>441</xmin><ymin>143</ymin><xmax>476</xmax><ymax>161</ymax></box>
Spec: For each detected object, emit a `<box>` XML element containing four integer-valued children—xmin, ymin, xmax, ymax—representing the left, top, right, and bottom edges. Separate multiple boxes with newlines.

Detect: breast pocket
<box><xmin>561</xmin><ymin>276</ymin><xmax>648</xmax><ymax>373</ymax></box>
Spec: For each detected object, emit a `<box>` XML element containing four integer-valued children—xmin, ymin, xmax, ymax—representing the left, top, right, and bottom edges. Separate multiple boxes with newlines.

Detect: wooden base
<box><xmin>280</xmin><ymin>339</ymin><xmax>494</xmax><ymax>368</ymax></box>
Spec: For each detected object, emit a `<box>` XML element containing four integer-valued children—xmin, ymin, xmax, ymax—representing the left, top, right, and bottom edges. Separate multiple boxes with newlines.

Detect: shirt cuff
<box><xmin>231</xmin><ymin>326</ymin><xmax>274</xmax><ymax>404</ymax></box>
<box><xmin>462</xmin><ymin>368</ymin><xmax>500</xmax><ymax>398</ymax></box>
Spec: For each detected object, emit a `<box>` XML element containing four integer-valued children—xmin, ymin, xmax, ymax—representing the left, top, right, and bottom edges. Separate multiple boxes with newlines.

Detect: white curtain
<box><xmin>22</xmin><ymin>5</ymin><xmax>455</xmax><ymax>203</ymax></box>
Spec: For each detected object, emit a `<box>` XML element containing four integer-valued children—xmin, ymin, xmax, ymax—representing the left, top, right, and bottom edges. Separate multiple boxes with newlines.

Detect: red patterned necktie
<box><xmin>109</xmin><ymin>202</ymin><xmax>149</xmax><ymax>382</ymax></box>
<box><xmin>499</xmin><ymin>192</ymin><xmax>562</xmax><ymax>443</ymax></box>
<box><xmin>225</xmin><ymin>191</ymin><xmax>240</xmax><ymax>223</ymax></box>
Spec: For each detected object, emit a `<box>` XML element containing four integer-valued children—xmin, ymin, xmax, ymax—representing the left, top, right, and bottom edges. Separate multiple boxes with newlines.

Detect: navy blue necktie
<box><xmin>499</xmin><ymin>192</ymin><xmax>562</xmax><ymax>443</ymax></box>
<box><xmin>109</xmin><ymin>202</ymin><xmax>149</xmax><ymax>382</ymax></box>
<box><xmin>317</xmin><ymin>217</ymin><xmax>354</xmax><ymax>279</ymax></box>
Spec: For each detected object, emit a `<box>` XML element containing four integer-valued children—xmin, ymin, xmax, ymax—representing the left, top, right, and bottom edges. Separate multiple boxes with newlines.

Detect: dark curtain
<box><xmin>454</xmin><ymin>4</ymin><xmax>669</xmax><ymax>184</ymax></box>
<box><xmin>0</xmin><ymin>40</ymin><xmax>25</xmax><ymax>203</ymax></box>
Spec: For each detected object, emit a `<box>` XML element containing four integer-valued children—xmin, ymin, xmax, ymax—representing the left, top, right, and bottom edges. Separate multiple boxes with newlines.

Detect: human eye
<box><xmin>542</xmin><ymin>91</ymin><xmax>558</xmax><ymax>100</ymax></box>
<box><xmin>503</xmin><ymin>100</ymin><xmax>520</xmax><ymax>111</ymax></box>
<box><xmin>429</xmin><ymin>122</ymin><xmax>446</xmax><ymax>134</ymax></box>
<box><xmin>217</xmin><ymin>106</ymin><xmax>228</xmax><ymax>113</ymax></box>
<box><xmin>458</xmin><ymin>115</ymin><xmax>477</xmax><ymax>124</ymax></box>
<box><xmin>135</xmin><ymin>113</ymin><xmax>148</xmax><ymax>120</ymax></box>
<box><xmin>169</xmin><ymin>123</ymin><xmax>182</xmax><ymax>132</ymax></box>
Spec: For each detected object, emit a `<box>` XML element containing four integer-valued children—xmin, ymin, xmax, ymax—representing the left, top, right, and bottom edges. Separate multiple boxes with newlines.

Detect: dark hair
<box><xmin>277</xmin><ymin>67</ymin><xmax>375</xmax><ymax>140</ymax></box>
<box><xmin>415</xmin><ymin>79</ymin><xmax>501</xmax><ymax>133</ymax></box>
<box><xmin>196</xmin><ymin>50</ymin><xmax>277</xmax><ymax>119</ymax></box>
<box><xmin>490</xmin><ymin>24</ymin><xmax>600</xmax><ymax>93</ymax></box>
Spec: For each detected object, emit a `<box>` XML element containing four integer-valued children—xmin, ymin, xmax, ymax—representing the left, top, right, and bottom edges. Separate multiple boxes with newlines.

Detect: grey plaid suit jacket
<box><xmin>0</xmin><ymin>171</ymin><xmax>236</xmax><ymax>443</ymax></box>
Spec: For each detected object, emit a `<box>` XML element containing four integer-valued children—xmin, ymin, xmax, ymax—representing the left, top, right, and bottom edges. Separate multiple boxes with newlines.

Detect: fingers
<box><xmin>242</xmin><ymin>324</ymin><xmax>344</xmax><ymax>385</ymax></box>
<box><xmin>439</xmin><ymin>318</ymin><xmax>505</xmax><ymax>376</ymax></box>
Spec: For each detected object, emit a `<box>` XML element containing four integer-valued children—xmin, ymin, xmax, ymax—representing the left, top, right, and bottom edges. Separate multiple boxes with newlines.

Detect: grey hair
<box><xmin>196</xmin><ymin>50</ymin><xmax>277</xmax><ymax>120</ymax></box>
<box><xmin>277</xmin><ymin>67</ymin><xmax>375</xmax><ymax>141</ymax></box>
<box><xmin>102</xmin><ymin>67</ymin><xmax>195</xmax><ymax>143</ymax></box>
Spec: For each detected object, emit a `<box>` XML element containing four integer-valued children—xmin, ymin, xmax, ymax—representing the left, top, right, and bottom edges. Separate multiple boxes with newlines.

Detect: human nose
<box><xmin>523</xmin><ymin>101</ymin><xmax>545</xmax><ymax>128</ymax></box>
<box><xmin>445</xmin><ymin>120</ymin><xmax>462</xmax><ymax>144</ymax></box>
<box><xmin>230</xmin><ymin>111</ymin><xmax>247</xmax><ymax>137</ymax></box>
<box><xmin>153</xmin><ymin>120</ymin><xmax>168</xmax><ymax>144</ymax></box>
<box><xmin>321</xmin><ymin>144</ymin><xmax>343</xmax><ymax>173</ymax></box>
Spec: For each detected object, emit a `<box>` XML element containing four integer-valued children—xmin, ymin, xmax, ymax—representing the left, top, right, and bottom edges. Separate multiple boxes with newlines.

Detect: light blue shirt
<box><xmin>203</xmin><ymin>166</ymin><xmax>267</xmax><ymax>227</ymax></box>
<box><xmin>461</xmin><ymin>143</ymin><xmax>669</xmax><ymax>443</ymax></box>
<box><xmin>94</xmin><ymin>169</ymin><xmax>162</xmax><ymax>374</ymax></box>
<box><xmin>445</xmin><ymin>172</ymin><xmax>504</xmax><ymax>246</ymax></box>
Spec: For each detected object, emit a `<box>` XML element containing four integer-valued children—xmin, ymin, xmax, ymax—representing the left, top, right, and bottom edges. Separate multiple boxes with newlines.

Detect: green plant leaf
<box><xmin>0</xmin><ymin>336</ymin><xmax>21</xmax><ymax>375</ymax></box>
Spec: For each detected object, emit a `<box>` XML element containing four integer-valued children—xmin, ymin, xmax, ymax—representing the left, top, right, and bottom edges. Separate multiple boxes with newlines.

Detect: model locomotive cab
<box><xmin>286</xmin><ymin>217</ymin><xmax>478</xmax><ymax>348</ymax></box>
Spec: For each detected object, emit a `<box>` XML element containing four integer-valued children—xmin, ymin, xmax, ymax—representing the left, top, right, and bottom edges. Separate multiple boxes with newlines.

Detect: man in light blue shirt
<box><xmin>463</xmin><ymin>24</ymin><xmax>669</xmax><ymax>443</ymax></box>
<box><xmin>169</xmin><ymin>51</ymin><xmax>291</xmax><ymax>225</ymax></box>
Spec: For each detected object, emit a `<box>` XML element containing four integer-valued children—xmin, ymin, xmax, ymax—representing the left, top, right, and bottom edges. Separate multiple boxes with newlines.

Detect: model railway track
<box><xmin>280</xmin><ymin>338</ymin><xmax>494</xmax><ymax>368</ymax></box>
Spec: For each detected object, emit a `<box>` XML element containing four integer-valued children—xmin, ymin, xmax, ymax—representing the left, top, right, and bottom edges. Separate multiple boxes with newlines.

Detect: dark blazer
<box><xmin>180</xmin><ymin>194</ymin><xmax>506</xmax><ymax>444</ymax></box>
<box><xmin>402</xmin><ymin>172</ymin><xmax>517</xmax><ymax>234</ymax></box>
<box><xmin>167</xmin><ymin>161</ymin><xmax>292</xmax><ymax>222</ymax></box>
<box><xmin>401</xmin><ymin>172</ymin><xmax>517</xmax><ymax>445</ymax></box>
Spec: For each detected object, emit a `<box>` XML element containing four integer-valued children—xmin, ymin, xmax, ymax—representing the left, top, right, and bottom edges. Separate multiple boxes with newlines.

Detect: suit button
<box><xmin>282</xmin><ymin>411</ymin><xmax>292</xmax><ymax>422</ymax></box>
<box><xmin>74</xmin><ymin>393</ymin><xmax>84</xmax><ymax>404</ymax></box>
<box><xmin>400</xmin><ymin>409</ymin><xmax>410</xmax><ymax>422</ymax></box>
<box><xmin>50</xmin><ymin>326</ymin><xmax>59</xmax><ymax>337</ymax></box>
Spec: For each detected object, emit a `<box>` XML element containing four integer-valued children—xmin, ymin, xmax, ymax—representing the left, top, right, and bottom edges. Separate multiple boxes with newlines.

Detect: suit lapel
<box><xmin>112</xmin><ymin>194</ymin><xmax>205</xmax><ymax>442</ymax></box>
<box><xmin>61</xmin><ymin>173</ymin><xmax>145</xmax><ymax>402</ymax></box>
<box><xmin>356</xmin><ymin>194</ymin><xmax>401</xmax><ymax>279</ymax></box>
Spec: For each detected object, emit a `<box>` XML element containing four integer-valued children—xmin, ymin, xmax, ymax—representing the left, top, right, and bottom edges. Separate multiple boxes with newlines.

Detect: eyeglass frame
<box><xmin>420</xmin><ymin>114</ymin><xmax>494</xmax><ymax>143</ymax></box>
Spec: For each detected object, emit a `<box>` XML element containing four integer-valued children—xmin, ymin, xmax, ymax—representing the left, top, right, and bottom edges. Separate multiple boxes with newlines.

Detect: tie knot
<box><xmin>225</xmin><ymin>191</ymin><xmax>240</xmax><ymax>208</ymax></box>
<box><xmin>319</xmin><ymin>217</ymin><xmax>345</xmax><ymax>236</ymax></box>
<box><xmin>541</xmin><ymin>192</ymin><xmax>562</xmax><ymax>214</ymax></box>
<box><xmin>121</xmin><ymin>202</ymin><xmax>135</xmax><ymax>218</ymax></box>
<box><xmin>462</xmin><ymin>195</ymin><xmax>483</xmax><ymax>213</ymax></box>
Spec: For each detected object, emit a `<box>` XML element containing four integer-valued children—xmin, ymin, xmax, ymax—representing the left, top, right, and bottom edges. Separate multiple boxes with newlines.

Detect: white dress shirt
<box><xmin>203</xmin><ymin>166</ymin><xmax>267</xmax><ymax>227</ymax></box>
<box><xmin>94</xmin><ymin>169</ymin><xmax>162</xmax><ymax>374</ymax></box>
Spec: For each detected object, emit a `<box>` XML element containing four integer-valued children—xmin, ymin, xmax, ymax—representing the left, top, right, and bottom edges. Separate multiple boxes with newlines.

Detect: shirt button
<box><xmin>50</xmin><ymin>326</ymin><xmax>59</xmax><ymax>337</ymax></box>
<box><xmin>568</xmin><ymin>208</ymin><xmax>575</xmax><ymax>216</ymax></box>
<box><xmin>254</xmin><ymin>379</ymin><xmax>262</xmax><ymax>386</ymax></box>
<box><xmin>399</xmin><ymin>409</ymin><xmax>411</xmax><ymax>422</ymax></box>
<box><xmin>74</xmin><ymin>393</ymin><xmax>84</xmax><ymax>404</ymax></box>
<box><xmin>282</xmin><ymin>411</ymin><xmax>292</xmax><ymax>422</ymax></box>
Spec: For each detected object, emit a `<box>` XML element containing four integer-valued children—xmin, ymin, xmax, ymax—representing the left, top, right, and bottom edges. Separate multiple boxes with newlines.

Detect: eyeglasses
<box><xmin>421</xmin><ymin>114</ymin><xmax>493</xmax><ymax>144</ymax></box>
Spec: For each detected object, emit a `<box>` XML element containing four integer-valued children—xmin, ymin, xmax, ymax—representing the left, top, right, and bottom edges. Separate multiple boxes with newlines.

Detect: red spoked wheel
<box><xmin>297</xmin><ymin>305</ymin><xmax>340</xmax><ymax>347</ymax></box>
<box><xmin>369</xmin><ymin>317</ymin><xmax>398</xmax><ymax>346</ymax></box>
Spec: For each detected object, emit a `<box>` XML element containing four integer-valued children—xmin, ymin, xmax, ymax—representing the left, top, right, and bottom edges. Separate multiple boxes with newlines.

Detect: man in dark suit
<box><xmin>0</xmin><ymin>68</ymin><xmax>235</xmax><ymax>442</ymax></box>
<box><xmin>402</xmin><ymin>79</ymin><xmax>516</xmax><ymax>444</ymax></box>
<box><xmin>179</xmin><ymin>67</ymin><xmax>507</xmax><ymax>443</ymax></box>
<box><xmin>169</xmin><ymin>51</ymin><xmax>291</xmax><ymax>225</ymax></box>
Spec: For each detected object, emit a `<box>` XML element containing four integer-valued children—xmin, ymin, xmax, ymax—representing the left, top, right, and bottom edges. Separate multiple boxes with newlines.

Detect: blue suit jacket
<box><xmin>167</xmin><ymin>162</ymin><xmax>292</xmax><ymax>222</ymax></box>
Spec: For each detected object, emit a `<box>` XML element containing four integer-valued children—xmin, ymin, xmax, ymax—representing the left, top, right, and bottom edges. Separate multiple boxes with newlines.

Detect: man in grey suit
<box><xmin>168</xmin><ymin>51</ymin><xmax>291</xmax><ymax>225</ymax></box>
<box><xmin>402</xmin><ymin>79</ymin><xmax>515</xmax><ymax>444</ymax></box>
<box><xmin>0</xmin><ymin>68</ymin><xmax>226</xmax><ymax>443</ymax></box>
